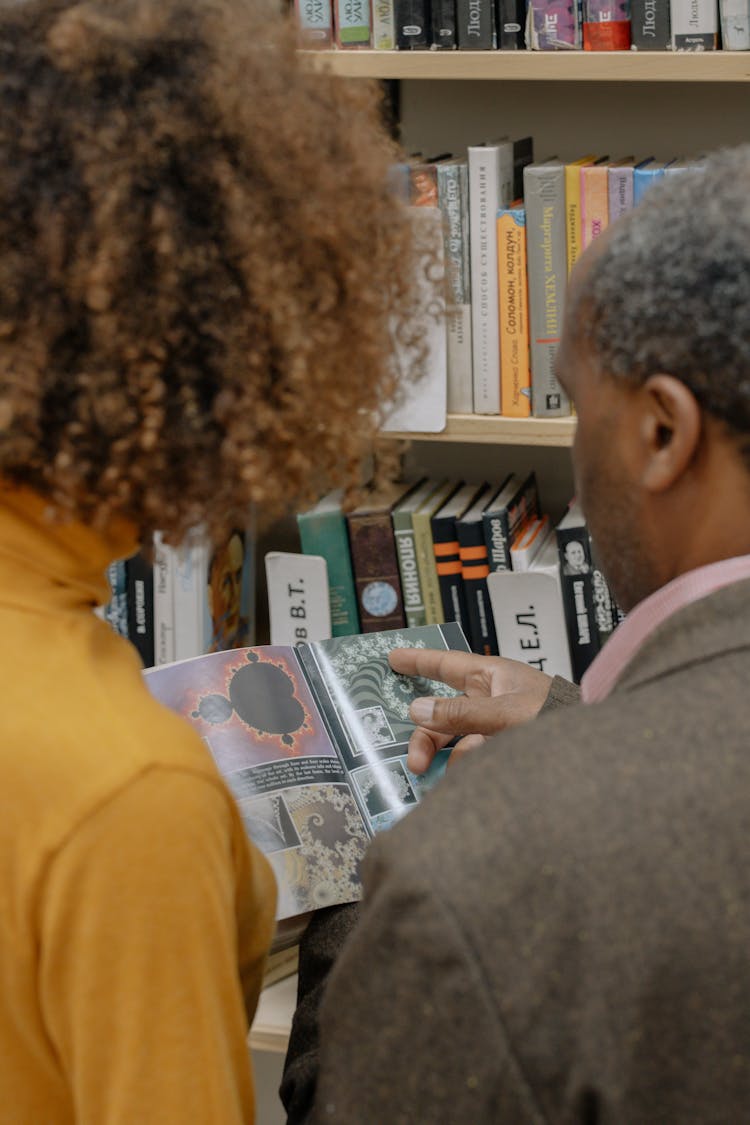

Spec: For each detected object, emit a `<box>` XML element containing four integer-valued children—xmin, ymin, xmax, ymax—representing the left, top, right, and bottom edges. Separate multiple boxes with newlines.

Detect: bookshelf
<box><xmin>385</xmin><ymin>413</ymin><xmax>576</xmax><ymax>445</ymax></box>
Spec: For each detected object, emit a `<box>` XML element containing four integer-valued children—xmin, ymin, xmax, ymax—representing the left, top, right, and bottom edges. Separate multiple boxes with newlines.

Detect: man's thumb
<box><xmin>409</xmin><ymin>694</ymin><xmax>521</xmax><ymax>736</ymax></box>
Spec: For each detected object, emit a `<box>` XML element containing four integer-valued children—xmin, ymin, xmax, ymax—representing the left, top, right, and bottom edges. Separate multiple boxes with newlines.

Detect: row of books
<box><xmin>298</xmin><ymin>476</ymin><xmax>623</xmax><ymax>683</ymax></box>
<box><xmin>295</xmin><ymin>0</ymin><xmax>748</xmax><ymax>50</ymax></box>
<box><xmin>99</xmin><ymin>523</ymin><xmax>256</xmax><ymax>668</ymax></box>
<box><xmin>404</xmin><ymin>139</ymin><xmax>701</xmax><ymax>419</ymax></box>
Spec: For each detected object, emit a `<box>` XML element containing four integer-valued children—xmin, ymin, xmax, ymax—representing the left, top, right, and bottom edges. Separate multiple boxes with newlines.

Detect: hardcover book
<box><xmin>335</xmin><ymin>0</ymin><xmax>372</xmax><ymax>45</ymax></box>
<box><xmin>633</xmin><ymin>157</ymin><xmax>670</xmax><ymax>205</ymax></box>
<box><xmin>294</xmin><ymin>0</ymin><xmax>334</xmax><ymax>45</ymax></box>
<box><xmin>630</xmin><ymin>0</ymin><xmax>671</xmax><ymax>45</ymax></box>
<box><xmin>565</xmin><ymin>154</ymin><xmax>598</xmax><ymax>276</ymax></box>
<box><xmin>482</xmin><ymin>471</ymin><xmax>540</xmax><ymax>572</ymax></box>
<box><xmin>555</xmin><ymin>502</ymin><xmax>601</xmax><ymax>683</ymax></box>
<box><xmin>126</xmin><ymin>550</ymin><xmax>155</xmax><ymax>668</ymax></box>
<box><xmin>412</xmin><ymin>479</ymin><xmax>461</xmax><ymax>624</ymax></box>
<box><xmin>497</xmin><ymin>0</ymin><xmax>527</xmax><ymax>44</ymax></box>
<box><xmin>372</xmin><ymin>0</ymin><xmax>397</xmax><ymax>47</ymax></box>
<box><xmin>145</xmin><ymin>622</ymin><xmax>471</xmax><ymax>942</ymax></box>
<box><xmin>583</xmin><ymin>0</ymin><xmax>631</xmax><ymax>47</ymax></box>
<box><xmin>526</xmin><ymin>0</ymin><xmax>583</xmax><ymax>47</ymax></box>
<box><xmin>488</xmin><ymin>534</ymin><xmax>573</xmax><ymax>680</ymax></box>
<box><xmin>153</xmin><ymin>530</ymin><xmax>175</xmax><ymax>667</ymax></box>
<box><xmin>524</xmin><ymin>160</ymin><xmax>571</xmax><ymax>417</ymax></box>
<box><xmin>431</xmin><ymin>481</ymin><xmax>486</xmax><ymax>638</ymax></box>
<box><xmin>298</xmin><ymin>490</ymin><xmax>360</xmax><ymax>638</ymax></box>
<box><xmin>457</xmin><ymin>0</ymin><xmax>496</xmax><ymax>46</ymax></box>
<box><xmin>608</xmin><ymin>159</ymin><xmax>635</xmax><ymax>221</ymax></box>
<box><xmin>497</xmin><ymin>203</ymin><xmax>531</xmax><ymax>419</ymax></box>
<box><xmin>103</xmin><ymin>559</ymin><xmax>129</xmax><ymax>639</ymax></box>
<box><xmin>392</xmin><ymin>478</ymin><xmax>439</xmax><ymax>629</ymax></box>
<box><xmin>431</xmin><ymin>0</ymin><xmax>458</xmax><ymax>46</ymax></box>
<box><xmin>396</xmin><ymin>0</ymin><xmax>431</xmax><ymax>46</ymax></box>
<box><xmin>580</xmin><ymin>160</ymin><xmax>610</xmax><ymax>250</ymax></box>
<box><xmin>347</xmin><ymin>484</ymin><xmax>412</xmax><ymax>633</ymax></box>
<box><xmin>437</xmin><ymin>159</ymin><xmax>474</xmax><ymax>415</ymax></box>
<box><xmin>456</xmin><ymin>484</ymin><xmax>500</xmax><ymax>655</ymax></box>
<box><xmin>719</xmin><ymin>0</ymin><xmax>750</xmax><ymax>46</ymax></box>
<box><xmin>670</xmin><ymin>0</ymin><xmax>718</xmax><ymax>46</ymax></box>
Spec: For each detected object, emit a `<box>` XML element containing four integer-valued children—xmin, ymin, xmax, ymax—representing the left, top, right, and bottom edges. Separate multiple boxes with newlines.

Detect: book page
<box><xmin>145</xmin><ymin>647</ymin><xmax>369</xmax><ymax>920</ymax></box>
<box><xmin>298</xmin><ymin>623</ymin><xmax>470</xmax><ymax>834</ymax></box>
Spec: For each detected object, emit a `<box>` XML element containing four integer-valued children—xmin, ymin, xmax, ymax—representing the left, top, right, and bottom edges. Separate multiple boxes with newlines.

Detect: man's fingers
<box><xmin>389</xmin><ymin>647</ymin><xmax>483</xmax><ymax>693</ymax></box>
<box><xmin>409</xmin><ymin>692</ymin><xmax>536</xmax><ymax>736</ymax></box>
<box><xmin>406</xmin><ymin>726</ymin><xmax>452</xmax><ymax>775</ymax></box>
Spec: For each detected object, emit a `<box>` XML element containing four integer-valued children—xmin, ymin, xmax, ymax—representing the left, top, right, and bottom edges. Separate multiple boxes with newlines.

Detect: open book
<box><xmin>144</xmin><ymin>623</ymin><xmax>469</xmax><ymax>942</ymax></box>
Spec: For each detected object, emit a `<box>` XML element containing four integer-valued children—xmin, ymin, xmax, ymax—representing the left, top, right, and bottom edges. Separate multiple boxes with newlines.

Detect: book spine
<box><xmin>719</xmin><ymin>0</ymin><xmax>750</xmax><ymax>46</ymax></box>
<box><xmin>458</xmin><ymin>524</ymin><xmax>499</xmax><ymax>656</ymax></box>
<box><xmin>608</xmin><ymin>164</ymin><xmax>634</xmax><ymax>221</ymax></box>
<box><xmin>103</xmin><ymin>560</ymin><xmax>129</xmax><ymax>638</ymax></box>
<box><xmin>565</xmin><ymin>161</ymin><xmax>585</xmax><ymax>277</ymax></box>
<box><xmin>555</xmin><ymin>526</ymin><xmax>600</xmax><ymax>683</ymax></box>
<box><xmin>372</xmin><ymin>0</ymin><xmax>397</xmax><ymax>46</ymax></box>
<box><xmin>580</xmin><ymin>164</ymin><xmax>609</xmax><ymax>251</ymax></box>
<box><xmin>125</xmin><ymin>550</ymin><xmax>155</xmax><ymax>667</ymax></box>
<box><xmin>583</xmin><ymin>0</ymin><xmax>631</xmax><ymax>46</ymax></box>
<box><xmin>483</xmin><ymin>507</ymin><xmax>512</xmax><ymax>572</ymax></box>
<box><xmin>396</xmin><ymin>0</ymin><xmax>431</xmax><ymax>46</ymax></box>
<box><xmin>295</xmin><ymin>0</ymin><xmax>334</xmax><ymax>45</ymax></box>
<box><xmin>457</xmin><ymin>0</ymin><xmax>496</xmax><ymax>44</ymax></box>
<box><xmin>335</xmin><ymin>0</ymin><xmax>372</xmax><ymax>45</ymax></box>
<box><xmin>469</xmin><ymin>144</ymin><xmax>512</xmax><ymax>415</ymax></box>
<box><xmin>153</xmin><ymin>532</ymin><xmax>175</xmax><ymax>666</ymax></box>
<box><xmin>527</xmin><ymin>0</ymin><xmax>582</xmax><ymax>46</ymax></box>
<box><xmin>431</xmin><ymin>514</ymin><xmax>472</xmax><ymax>637</ymax></box>
<box><xmin>346</xmin><ymin>511</ymin><xmax>406</xmax><ymax>632</ymax></box>
<box><xmin>412</xmin><ymin>510</ymin><xmax>445</xmax><ymax>624</ymax></box>
<box><xmin>297</xmin><ymin>508</ymin><xmax>360</xmax><ymax>637</ymax></box>
<box><xmin>670</xmin><ymin>0</ymin><xmax>718</xmax><ymax>46</ymax></box>
<box><xmin>633</xmin><ymin>165</ymin><xmax>664</xmax><ymax>205</ymax></box>
<box><xmin>431</xmin><ymin>0</ymin><xmax>458</xmax><ymax>45</ymax></box>
<box><xmin>488</xmin><ymin>568</ymin><xmax>573</xmax><ymax>680</ymax></box>
<box><xmin>173</xmin><ymin>538</ymin><xmax>209</xmax><ymax>662</ymax></box>
<box><xmin>497</xmin><ymin>207</ymin><xmax>531</xmax><ymax>419</ymax></box>
<box><xmin>496</xmin><ymin>0</ymin><xmax>527</xmax><ymax>44</ymax></box>
<box><xmin>524</xmin><ymin>164</ymin><xmax>570</xmax><ymax>418</ymax></box>
<box><xmin>438</xmin><ymin>163</ymin><xmax>473</xmax><ymax>414</ymax></box>
<box><xmin>393</xmin><ymin>512</ymin><xmax>428</xmax><ymax>628</ymax></box>
<box><xmin>630</xmin><ymin>0</ymin><xmax>671</xmax><ymax>45</ymax></box>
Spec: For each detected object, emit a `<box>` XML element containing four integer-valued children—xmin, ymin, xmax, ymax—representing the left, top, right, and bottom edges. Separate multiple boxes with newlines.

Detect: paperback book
<box><xmin>145</xmin><ymin>622</ymin><xmax>470</xmax><ymax>939</ymax></box>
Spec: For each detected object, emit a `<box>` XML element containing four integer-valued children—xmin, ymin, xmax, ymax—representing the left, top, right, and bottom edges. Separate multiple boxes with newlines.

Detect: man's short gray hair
<box><xmin>578</xmin><ymin>145</ymin><xmax>750</xmax><ymax>438</ymax></box>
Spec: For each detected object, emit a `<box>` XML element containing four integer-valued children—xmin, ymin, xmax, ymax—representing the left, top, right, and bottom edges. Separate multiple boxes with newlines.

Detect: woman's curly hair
<box><xmin>0</xmin><ymin>0</ymin><xmax>422</xmax><ymax>540</ymax></box>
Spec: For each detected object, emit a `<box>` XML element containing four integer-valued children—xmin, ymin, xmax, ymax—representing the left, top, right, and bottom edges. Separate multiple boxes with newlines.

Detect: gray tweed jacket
<box><xmin>282</xmin><ymin>579</ymin><xmax>750</xmax><ymax>1123</ymax></box>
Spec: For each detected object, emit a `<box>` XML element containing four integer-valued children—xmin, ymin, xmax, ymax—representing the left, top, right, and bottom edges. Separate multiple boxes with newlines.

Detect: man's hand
<box><xmin>388</xmin><ymin>648</ymin><xmax>554</xmax><ymax>774</ymax></box>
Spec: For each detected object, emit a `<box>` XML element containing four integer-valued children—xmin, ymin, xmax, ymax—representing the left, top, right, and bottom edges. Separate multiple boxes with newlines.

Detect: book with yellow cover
<box><xmin>564</xmin><ymin>154</ymin><xmax>597</xmax><ymax>277</ymax></box>
<box><xmin>497</xmin><ymin>203</ymin><xmax>531</xmax><ymax>419</ymax></box>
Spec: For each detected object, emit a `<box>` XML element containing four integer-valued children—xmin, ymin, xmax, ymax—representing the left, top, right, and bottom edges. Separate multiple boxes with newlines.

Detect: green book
<box><xmin>412</xmin><ymin>480</ymin><xmax>460</xmax><ymax>626</ymax></box>
<box><xmin>392</xmin><ymin>479</ymin><xmax>441</xmax><ymax>629</ymax></box>
<box><xmin>297</xmin><ymin>490</ymin><xmax>359</xmax><ymax>637</ymax></box>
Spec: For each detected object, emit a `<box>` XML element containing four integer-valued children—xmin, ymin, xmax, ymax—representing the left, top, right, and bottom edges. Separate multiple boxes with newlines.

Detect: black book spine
<box><xmin>496</xmin><ymin>0</ymin><xmax>526</xmax><ymax>47</ymax></box>
<box><xmin>458</xmin><ymin>522</ymin><xmax>499</xmax><ymax>656</ymax></box>
<box><xmin>483</xmin><ymin>507</ymin><xmax>512</xmax><ymax>572</ymax></box>
<box><xmin>556</xmin><ymin>526</ymin><xmax>600</xmax><ymax>684</ymax></box>
<box><xmin>396</xmin><ymin>0</ymin><xmax>431</xmax><ymax>46</ymax></box>
<box><xmin>125</xmin><ymin>551</ymin><xmax>155</xmax><ymax>667</ymax></box>
<box><xmin>456</xmin><ymin>0</ymin><xmax>495</xmax><ymax>47</ymax></box>
<box><xmin>431</xmin><ymin>513</ymin><xmax>471</xmax><ymax>638</ymax></box>
<box><xmin>431</xmin><ymin>0</ymin><xmax>457</xmax><ymax>45</ymax></box>
<box><xmin>630</xmin><ymin>0</ymin><xmax>670</xmax><ymax>47</ymax></box>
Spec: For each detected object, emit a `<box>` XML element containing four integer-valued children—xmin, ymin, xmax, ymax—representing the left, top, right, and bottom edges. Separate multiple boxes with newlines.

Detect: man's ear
<box><xmin>638</xmin><ymin>374</ymin><xmax>702</xmax><ymax>493</ymax></box>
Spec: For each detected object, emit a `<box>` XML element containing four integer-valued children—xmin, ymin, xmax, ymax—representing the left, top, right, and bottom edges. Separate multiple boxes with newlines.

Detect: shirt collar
<box><xmin>581</xmin><ymin>554</ymin><xmax>750</xmax><ymax>704</ymax></box>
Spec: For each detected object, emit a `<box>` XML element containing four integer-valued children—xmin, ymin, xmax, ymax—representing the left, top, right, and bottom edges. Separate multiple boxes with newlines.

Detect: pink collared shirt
<box><xmin>581</xmin><ymin>555</ymin><xmax>750</xmax><ymax>704</ymax></box>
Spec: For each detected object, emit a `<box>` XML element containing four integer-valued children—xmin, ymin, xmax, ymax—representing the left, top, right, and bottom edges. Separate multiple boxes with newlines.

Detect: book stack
<box><xmin>296</xmin><ymin>480</ymin><xmax>622</xmax><ymax>683</ymax></box>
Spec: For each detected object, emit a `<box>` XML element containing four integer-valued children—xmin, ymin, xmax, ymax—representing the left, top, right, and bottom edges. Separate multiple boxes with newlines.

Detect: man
<box><xmin>282</xmin><ymin>148</ymin><xmax>750</xmax><ymax>1122</ymax></box>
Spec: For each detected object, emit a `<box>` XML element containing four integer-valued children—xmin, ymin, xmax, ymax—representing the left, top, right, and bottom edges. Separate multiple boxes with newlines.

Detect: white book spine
<box><xmin>372</xmin><ymin>0</ymin><xmax>396</xmax><ymax>47</ymax></box>
<box><xmin>719</xmin><ymin>0</ymin><xmax>750</xmax><ymax>46</ymax></box>
<box><xmin>153</xmin><ymin>531</ymin><xmax>175</xmax><ymax>666</ymax></box>
<box><xmin>670</xmin><ymin>0</ymin><xmax>718</xmax><ymax>47</ymax></box>
<box><xmin>487</xmin><ymin>546</ymin><xmax>572</xmax><ymax>680</ymax></box>
<box><xmin>608</xmin><ymin>165</ymin><xmax>634</xmax><ymax>221</ymax></box>
<box><xmin>437</xmin><ymin>162</ymin><xmax>474</xmax><ymax>414</ymax></box>
<box><xmin>173</xmin><ymin>535</ymin><xmax>211</xmax><ymax>662</ymax></box>
<box><xmin>468</xmin><ymin>142</ymin><xmax>513</xmax><ymax>415</ymax></box>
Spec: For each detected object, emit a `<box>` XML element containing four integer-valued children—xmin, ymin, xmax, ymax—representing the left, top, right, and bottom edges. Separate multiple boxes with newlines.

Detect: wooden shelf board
<box><xmin>383</xmin><ymin>413</ymin><xmax>576</xmax><ymax>445</ymax></box>
<box><xmin>303</xmin><ymin>49</ymin><xmax>750</xmax><ymax>82</ymax></box>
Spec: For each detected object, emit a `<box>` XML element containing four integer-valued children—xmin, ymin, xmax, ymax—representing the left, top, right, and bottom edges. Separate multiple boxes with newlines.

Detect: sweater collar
<box><xmin>0</xmin><ymin>483</ymin><xmax>140</xmax><ymax>613</ymax></box>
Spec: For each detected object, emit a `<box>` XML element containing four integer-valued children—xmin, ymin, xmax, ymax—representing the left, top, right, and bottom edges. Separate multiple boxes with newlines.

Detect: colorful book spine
<box><xmin>670</xmin><ymin>0</ymin><xmax>718</xmax><ymax>46</ymax></box>
<box><xmin>719</xmin><ymin>0</ymin><xmax>750</xmax><ymax>45</ymax></box>
<box><xmin>468</xmin><ymin>139</ymin><xmax>514</xmax><ymax>415</ymax></box>
<box><xmin>496</xmin><ymin>0</ymin><xmax>527</xmax><ymax>44</ymax></box>
<box><xmin>412</xmin><ymin>480</ymin><xmax>459</xmax><ymax>625</ymax></box>
<box><xmin>457</xmin><ymin>0</ymin><xmax>496</xmax><ymax>45</ymax></box>
<box><xmin>103</xmin><ymin>560</ymin><xmax>129</xmax><ymax>639</ymax></box>
<box><xmin>409</xmin><ymin>162</ymin><xmax>440</xmax><ymax>207</ymax></box>
<box><xmin>126</xmin><ymin>550</ymin><xmax>155</xmax><ymax>667</ymax></box>
<box><xmin>482</xmin><ymin>472</ymin><xmax>540</xmax><ymax>572</ymax></box>
<box><xmin>298</xmin><ymin>492</ymin><xmax>360</xmax><ymax>637</ymax></box>
<box><xmin>372</xmin><ymin>0</ymin><xmax>397</xmax><ymax>47</ymax></box>
<box><xmin>608</xmin><ymin>161</ymin><xmax>634</xmax><ymax>221</ymax></box>
<box><xmin>431</xmin><ymin>0</ymin><xmax>458</xmax><ymax>45</ymax></box>
<box><xmin>580</xmin><ymin>162</ymin><xmax>609</xmax><ymax>250</ymax></box>
<box><xmin>431</xmin><ymin>483</ymin><xmax>484</xmax><ymax>638</ymax></box>
<box><xmin>392</xmin><ymin>479</ymin><xmax>439</xmax><ymax>629</ymax></box>
<box><xmin>583</xmin><ymin>0</ymin><xmax>631</xmax><ymax>46</ymax></box>
<box><xmin>335</xmin><ymin>0</ymin><xmax>371</xmax><ymax>44</ymax></box>
<box><xmin>630</xmin><ymin>0</ymin><xmax>671</xmax><ymax>45</ymax></box>
<box><xmin>633</xmin><ymin>158</ymin><xmax>670</xmax><ymax>205</ymax></box>
<box><xmin>510</xmin><ymin>514</ymin><xmax>550</xmax><ymax>571</ymax></box>
<box><xmin>457</xmin><ymin>486</ymin><xmax>499</xmax><ymax>655</ymax></box>
<box><xmin>565</xmin><ymin>155</ymin><xmax>596</xmax><ymax>276</ymax></box>
<box><xmin>524</xmin><ymin>161</ymin><xmax>570</xmax><ymax>418</ymax></box>
<box><xmin>396</xmin><ymin>0</ymin><xmax>431</xmax><ymax>45</ymax></box>
<box><xmin>497</xmin><ymin>204</ymin><xmax>531</xmax><ymax>420</ymax></box>
<box><xmin>295</xmin><ymin>0</ymin><xmax>334</xmax><ymax>45</ymax></box>
<box><xmin>437</xmin><ymin>160</ymin><xmax>473</xmax><ymax>415</ymax></box>
<box><xmin>347</xmin><ymin>496</ymin><xmax>407</xmax><ymax>633</ymax></box>
<box><xmin>526</xmin><ymin>0</ymin><xmax>583</xmax><ymax>47</ymax></box>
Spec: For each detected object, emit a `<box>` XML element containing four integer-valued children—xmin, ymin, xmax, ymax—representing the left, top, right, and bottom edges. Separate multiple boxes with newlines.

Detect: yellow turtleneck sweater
<box><xmin>0</xmin><ymin>486</ymin><xmax>277</xmax><ymax>1124</ymax></box>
